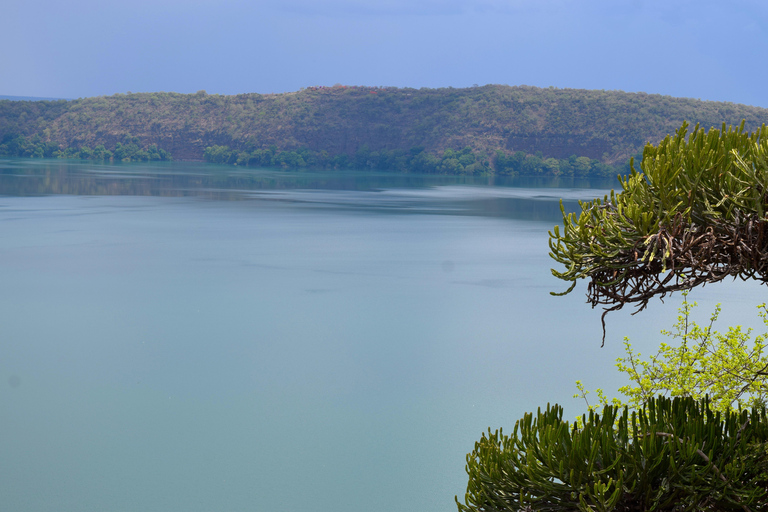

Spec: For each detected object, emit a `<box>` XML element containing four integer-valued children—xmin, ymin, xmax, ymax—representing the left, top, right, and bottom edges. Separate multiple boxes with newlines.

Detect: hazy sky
<box><xmin>3</xmin><ymin>0</ymin><xmax>767</xmax><ymax>106</ymax></box>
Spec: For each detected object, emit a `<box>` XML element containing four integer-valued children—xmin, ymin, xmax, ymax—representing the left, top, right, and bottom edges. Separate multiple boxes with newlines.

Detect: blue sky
<box><xmin>3</xmin><ymin>0</ymin><xmax>767</xmax><ymax>107</ymax></box>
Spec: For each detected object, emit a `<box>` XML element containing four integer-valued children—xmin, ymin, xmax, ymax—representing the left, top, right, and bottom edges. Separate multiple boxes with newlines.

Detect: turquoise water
<box><xmin>1</xmin><ymin>159</ymin><xmax>766</xmax><ymax>512</ymax></box>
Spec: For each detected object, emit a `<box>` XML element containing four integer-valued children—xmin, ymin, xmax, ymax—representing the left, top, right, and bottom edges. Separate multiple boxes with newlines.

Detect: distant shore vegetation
<box><xmin>201</xmin><ymin>143</ymin><xmax>631</xmax><ymax>177</ymax></box>
<box><xmin>0</xmin><ymin>133</ymin><xmax>171</xmax><ymax>162</ymax></box>
<box><xmin>1</xmin><ymin>84</ymin><xmax>766</xmax><ymax>175</ymax></box>
<box><xmin>0</xmin><ymin>132</ymin><xmax>631</xmax><ymax>177</ymax></box>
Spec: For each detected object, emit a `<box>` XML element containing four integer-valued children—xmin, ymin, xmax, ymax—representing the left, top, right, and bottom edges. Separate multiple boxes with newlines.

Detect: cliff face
<box><xmin>2</xmin><ymin>85</ymin><xmax>768</xmax><ymax>164</ymax></box>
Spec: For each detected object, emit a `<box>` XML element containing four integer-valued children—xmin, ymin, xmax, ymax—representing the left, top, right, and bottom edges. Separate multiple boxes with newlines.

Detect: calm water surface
<box><xmin>2</xmin><ymin>159</ymin><xmax>766</xmax><ymax>512</ymax></box>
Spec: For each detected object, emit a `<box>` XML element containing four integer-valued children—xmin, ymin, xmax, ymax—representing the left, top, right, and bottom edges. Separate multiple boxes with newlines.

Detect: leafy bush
<box><xmin>457</xmin><ymin>396</ymin><xmax>768</xmax><ymax>512</ymax></box>
<box><xmin>576</xmin><ymin>293</ymin><xmax>768</xmax><ymax>415</ymax></box>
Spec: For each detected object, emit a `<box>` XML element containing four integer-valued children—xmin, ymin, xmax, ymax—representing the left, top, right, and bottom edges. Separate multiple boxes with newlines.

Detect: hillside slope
<box><xmin>1</xmin><ymin>84</ymin><xmax>767</xmax><ymax>167</ymax></box>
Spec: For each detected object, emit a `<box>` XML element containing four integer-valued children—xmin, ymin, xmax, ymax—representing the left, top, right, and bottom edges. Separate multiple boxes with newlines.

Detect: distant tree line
<box><xmin>0</xmin><ymin>128</ymin><xmax>633</xmax><ymax>177</ymax></box>
<box><xmin>202</xmin><ymin>143</ymin><xmax>633</xmax><ymax>177</ymax></box>
<box><xmin>0</xmin><ymin>133</ymin><xmax>171</xmax><ymax>162</ymax></box>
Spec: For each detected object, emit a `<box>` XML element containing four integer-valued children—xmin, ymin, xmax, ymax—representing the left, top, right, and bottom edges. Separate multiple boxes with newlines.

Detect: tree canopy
<box><xmin>549</xmin><ymin>121</ymin><xmax>768</xmax><ymax>339</ymax></box>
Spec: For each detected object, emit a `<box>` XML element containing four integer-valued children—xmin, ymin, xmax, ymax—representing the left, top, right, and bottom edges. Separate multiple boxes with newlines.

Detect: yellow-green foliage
<box><xmin>577</xmin><ymin>294</ymin><xmax>768</xmax><ymax>415</ymax></box>
<box><xmin>550</xmin><ymin>121</ymin><xmax>768</xmax><ymax>297</ymax></box>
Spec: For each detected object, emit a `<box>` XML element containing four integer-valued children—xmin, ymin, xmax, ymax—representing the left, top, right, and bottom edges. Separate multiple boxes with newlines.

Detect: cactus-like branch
<box><xmin>550</xmin><ymin>122</ymin><xmax>768</xmax><ymax>338</ymax></box>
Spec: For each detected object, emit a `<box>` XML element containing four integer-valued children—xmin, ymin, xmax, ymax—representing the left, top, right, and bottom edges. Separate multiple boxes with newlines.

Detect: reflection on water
<box><xmin>0</xmin><ymin>158</ymin><xmax>615</xmax><ymax>195</ymax></box>
<box><xmin>0</xmin><ymin>158</ymin><xmax>614</xmax><ymax>222</ymax></box>
<box><xmin>9</xmin><ymin>159</ymin><xmax>760</xmax><ymax>512</ymax></box>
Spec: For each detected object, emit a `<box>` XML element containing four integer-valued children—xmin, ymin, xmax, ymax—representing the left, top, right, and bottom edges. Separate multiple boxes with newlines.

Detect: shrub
<box><xmin>575</xmin><ymin>293</ymin><xmax>768</xmax><ymax>416</ymax></box>
<box><xmin>457</xmin><ymin>396</ymin><xmax>768</xmax><ymax>512</ymax></box>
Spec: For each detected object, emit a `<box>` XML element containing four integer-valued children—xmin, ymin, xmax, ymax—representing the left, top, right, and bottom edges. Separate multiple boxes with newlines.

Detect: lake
<box><xmin>2</xmin><ymin>159</ymin><xmax>766</xmax><ymax>512</ymax></box>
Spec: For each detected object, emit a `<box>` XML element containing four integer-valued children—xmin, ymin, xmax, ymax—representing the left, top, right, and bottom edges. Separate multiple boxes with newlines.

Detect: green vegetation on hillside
<box><xmin>1</xmin><ymin>85</ymin><xmax>767</xmax><ymax>175</ymax></box>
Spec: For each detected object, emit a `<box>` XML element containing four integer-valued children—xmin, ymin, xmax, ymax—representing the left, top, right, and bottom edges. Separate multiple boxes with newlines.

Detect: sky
<box><xmin>2</xmin><ymin>0</ymin><xmax>767</xmax><ymax>107</ymax></box>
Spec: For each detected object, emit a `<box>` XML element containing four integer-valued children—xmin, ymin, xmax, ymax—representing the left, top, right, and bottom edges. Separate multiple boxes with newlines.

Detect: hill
<box><xmin>1</xmin><ymin>85</ymin><xmax>767</xmax><ymax>176</ymax></box>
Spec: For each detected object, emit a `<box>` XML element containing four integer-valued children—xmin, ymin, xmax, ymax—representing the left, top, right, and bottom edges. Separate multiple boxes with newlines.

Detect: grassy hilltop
<box><xmin>1</xmin><ymin>84</ymin><xmax>767</xmax><ymax>176</ymax></box>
